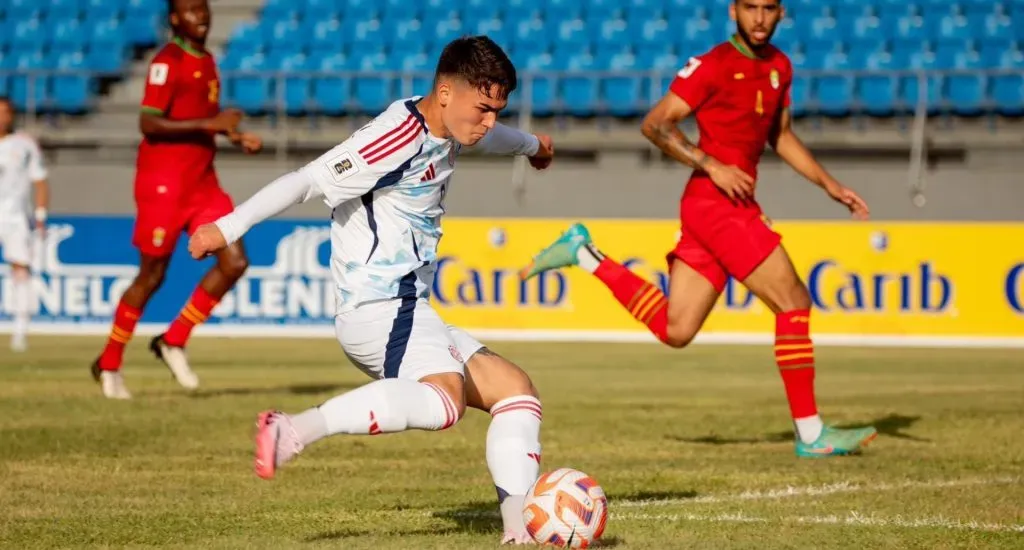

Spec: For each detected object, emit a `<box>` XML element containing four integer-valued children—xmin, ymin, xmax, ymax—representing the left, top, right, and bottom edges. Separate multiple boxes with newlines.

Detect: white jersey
<box><xmin>0</xmin><ymin>132</ymin><xmax>47</xmax><ymax>219</ymax></box>
<box><xmin>301</xmin><ymin>97</ymin><xmax>457</xmax><ymax>312</ymax></box>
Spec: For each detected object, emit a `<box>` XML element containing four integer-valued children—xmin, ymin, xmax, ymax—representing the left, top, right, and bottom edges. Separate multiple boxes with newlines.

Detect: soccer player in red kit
<box><xmin>90</xmin><ymin>0</ymin><xmax>263</xmax><ymax>399</ymax></box>
<box><xmin>522</xmin><ymin>0</ymin><xmax>878</xmax><ymax>457</ymax></box>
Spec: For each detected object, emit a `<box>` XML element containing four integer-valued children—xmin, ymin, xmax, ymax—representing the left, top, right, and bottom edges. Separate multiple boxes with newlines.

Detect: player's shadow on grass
<box><xmin>429</xmin><ymin>501</ymin><xmax>625</xmax><ymax>547</ymax></box>
<box><xmin>188</xmin><ymin>382</ymin><xmax>355</xmax><ymax>399</ymax></box>
<box><xmin>668</xmin><ymin>414</ymin><xmax>926</xmax><ymax>445</ymax></box>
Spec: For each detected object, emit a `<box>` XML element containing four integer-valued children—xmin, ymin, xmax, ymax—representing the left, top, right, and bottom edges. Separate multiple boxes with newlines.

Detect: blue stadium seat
<box><xmin>632</xmin><ymin>19</ymin><xmax>671</xmax><ymax>56</ymax></box>
<box><xmin>51</xmin><ymin>19</ymin><xmax>89</xmax><ymax>53</ymax></box>
<box><xmin>600</xmin><ymin>52</ymin><xmax>641</xmax><ymax>116</ymax></box>
<box><xmin>463</xmin><ymin>0</ymin><xmax>501</xmax><ymax>21</ymax></box>
<box><xmin>126</xmin><ymin>0</ymin><xmax>165</xmax><ymax>18</ymax></box>
<box><xmin>562</xmin><ymin>54</ymin><xmax>599</xmax><ymax>116</ymax></box>
<box><xmin>227</xmin><ymin>55</ymin><xmax>272</xmax><ymax>115</ymax></box>
<box><xmin>389</xmin><ymin>19</ymin><xmax>427</xmax><ymax>55</ymax></box>
<box><xmin>262</xmin><ymin>0</ymin><xmax>301</xmax><ymax>23</ymax></box>
<box><xmin>856</xmin><ymin>51</ymin><xmax>899</xmax><ymax>116</ymax></box>
<box><xmin>899</xmin><ymin>51</ymin><xmax>943</xmax><ymax>114</ymax></box>
<box><xmin>124</xmin><ymin>11</ymin><xmax>163</xmax><ymax>47</ymax></box>
<box><xmin>556</xmin><ymin>19</ymin><xmax>589</xmax><ymax>52</ymax></box>
<box><xmin>466</xmin><ymin>18</ymin><xmax>510</xmax><ymax>52</ymax></box>
<box><xmin>430</xmin><ymin>18</ymin><xmax>465</xmax><ymax>50</ymax></box>
<box><xmin>946</xmin><ymin>52</ymin><xmax>986</xmax><ymax>115</ymax></box>
<box><xmin>277</xmin><ymin>53</ymin><xmax>311</xmax><ymax>115</ymax></box>
<box><xmin>312</xmin><ymin>53</ymin><xmax>352</xmax><ymax>116</ymax></box>
<box><xmin>598</xmin><ymin>19</ymin><xmax>630</xmax><ymax>47</ymax></box>
<box><xmin>546</xmin><ymin>0</ymin><xmax>584</xmax><ymax>21</ymax></box>
<box><xmin>52</xmin><ymin>51</ymin><xmax>94</xmax><ymax>114</ymax></box>
<box><xmin>625</xmin><ymin>0</ymin><xmax>664</xmax><ymax>23</ymax></box>
<box><xmin>304</xmin><ymin>0</ymin><xmax>341</xmax><ymax>20</ymax></box>
<box><xmin>83</xmin><ymin>0</ymin><xmax>123</xmax><ymax>20</ymax></box>
<box><xmin>86</xmin><ymin>22</ymin><xmax>128</xmax><ymax>73</ymax></box>
<box><xmin>583</xmin><ymin>0</ymin><xmax>624</xmax><ymax>21</ymax></box>
<box><xmin>308</xmin><ymin>19</ymin><xmax>341</xmax><ymax>56</ymax></box>
<box><xmin>816</xmin><ymin>52</ymin><xmax>854</xmax><ymax>116</ymax></box>
<box><xmin>10</xmin><ymin>51</ymin><xmax>51</xmax><ymax>111</ymax></box>
<box><xmin>636</xmin><ymin>50</ymin><xmax>680</xmax><ymax>98</ymax></box>
<box><xmin>992</xmin><ymin>71</ymin><xmax>1024</xmax><ymax>116</ymax></box>
<box><xmin>520</xmin><ymin>53</ymin><xmax>558</xmax><ymax>116</ymax></box>
<box><xmin>11</xmin><ymin>20</ymin><xmax>45</xmax><ymax>55</ymax></box>
<box><xmin>395</xmin><ymin>52</ymin><xmax>433</xmax><ymax>97</ymax></box>
<box><xmin>353</xmin><ymin>54</ymin><xmax>392</xmax><ymax>115</ymax></box>
<box><xmin>49</xmin><ymin>0</ymin><xmax>85</xmax><ymax>18</ymax></box>
<box><xmin>5</xmin><ymin>0</ymin><xmax>44</xmax><ymax>21</ymax></box>
<box><xmin>789</xmin><ymin>74</ymin><xmax>811</xmax><ymax>117</ymax></box>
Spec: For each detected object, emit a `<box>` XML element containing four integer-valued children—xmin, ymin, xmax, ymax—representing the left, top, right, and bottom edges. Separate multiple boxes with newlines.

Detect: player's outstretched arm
<box><xmin>469</xmin><ymin>123</ymin><xmax>554</xmax><ymax>169</ymax></box>
<box><xmin>641</xmin><ymin>93</ymin><xmax>754</xmax><ymax>201</ymax></box>
<box><xmin>769</xmin><ymin>108</ymin><xmax>869</xmax><ymax>219</ymax></box>
<box><xmin>188</xmin><ymin>170</ymin><xmax>323</xmax><ymax>259</ymax></box>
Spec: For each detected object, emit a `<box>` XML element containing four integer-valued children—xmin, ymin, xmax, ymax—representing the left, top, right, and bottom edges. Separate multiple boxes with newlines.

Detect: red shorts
<box><xmin>132</xmin><ymin>172</ymin><xmax>234</xmax><ymax>257</ymax></box>
<box><xmin>666</xmin><ymin>193</ymin><xmax>782</xmax><ymax>293</ymax></box>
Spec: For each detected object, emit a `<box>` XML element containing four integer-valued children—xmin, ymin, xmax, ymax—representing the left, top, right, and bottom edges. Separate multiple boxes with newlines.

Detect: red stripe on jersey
<box><xmin>359</xmin><ymin>114</ymin><xmax>414</xmax><ymax>156</ymax></box>
<box><xmin>364</xmin><ymin>122</ymin><xmax>421</xmax><ymax>165</ymax></box>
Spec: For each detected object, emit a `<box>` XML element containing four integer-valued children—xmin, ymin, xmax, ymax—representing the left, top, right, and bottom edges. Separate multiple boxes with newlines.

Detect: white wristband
<box><xmin>34</xmin><ymin>207</ymin><xmax>47</xmax><ymax>223</ymax></box>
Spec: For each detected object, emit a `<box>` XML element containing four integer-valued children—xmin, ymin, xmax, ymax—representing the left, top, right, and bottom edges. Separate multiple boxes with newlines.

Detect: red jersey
<box><xmin>137</xmin><ymin>37</ymin><xmax>221</xmax><ymax>184</ymax></box>
<box><xmin>669</xmin><ymin>37</ymin><xmax>792</xmax><ymax>200</ymax></box>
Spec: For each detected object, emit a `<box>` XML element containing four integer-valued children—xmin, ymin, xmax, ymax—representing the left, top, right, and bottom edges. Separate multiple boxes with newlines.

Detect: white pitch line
<box><xmin>615</xmin><ymin>511</ymin><xmax>1024</xmax><ymax>533</ymax></box>
<box><xmin>615</xmin><ymin>476</ymin><xmax>1021</xmax><ymax>508</ymax></box>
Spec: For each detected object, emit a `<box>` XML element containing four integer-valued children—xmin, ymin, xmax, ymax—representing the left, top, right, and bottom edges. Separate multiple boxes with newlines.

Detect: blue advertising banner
<box><xmin>0</xmin><ymin>216</ymin><xmax>337</xmax><ymax>335</ymax></box>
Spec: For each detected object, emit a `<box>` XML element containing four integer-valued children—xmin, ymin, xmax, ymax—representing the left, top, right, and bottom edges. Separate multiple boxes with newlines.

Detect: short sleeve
<box><xmin>141</xmin><ymin>55</ymin><xmax>177</xmax><ymax>114</ymax></box>
<box><xmin>668</xmin><ymin>55</ymin><xmax>715</xmax><ymax>110</ymax></box>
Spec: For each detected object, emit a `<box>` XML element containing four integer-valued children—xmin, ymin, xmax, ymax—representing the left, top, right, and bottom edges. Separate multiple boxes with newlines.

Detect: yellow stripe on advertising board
<box><xmin>430</xmin><ymin>219</ymin><xmax>1024</xmax><ymax>339</ymax></box>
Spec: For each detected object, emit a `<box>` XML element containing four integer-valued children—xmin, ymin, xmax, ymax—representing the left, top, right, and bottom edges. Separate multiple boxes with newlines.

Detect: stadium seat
<box><xmin>600</xmin><ymin>52</ymin><xmax>642</xmax><ymax>117</ymax></box>
<box><xmin>946</xmin><ymin>52</ymin><xmax>986</xmax><ymax>115</ymax></box>
<box><xmin>857</xmin><ymin>51</ymin><xmax>899</xmax><ymax>116</ymax></box>
<box><xmin>10</xmin><ymin>51</ymin><xmax>51</xmax><ymax>112</ymax></box>
<box><xmin>208</xmin><ymin>0</ymin><xmax>1024</xmax><ymax>118</ymax></box>
<box><xmin>352</xmin><ymin>54</ymin><xmax>393</xmax><ymax>115</ymax></box>
<box><xmin>124</xmin><ymin>11</ymin><xmax>163</xmax><ymax>47</ymax></box>
<box><xmin>277</xmin><ymin>53</ymin><xmax>311</xmax><ymax>116</ymax></box>
<box><xmin>817</xmin><ymin>52</ymin><xmax>854</xmax><ymax>116</ymax></box>
<box><xmin>312</xmin><ymin>53</ymin><xmax>352</xmax><ymax>116</ymax></box>
<box><xmin>520</xmin><ymin>53</ymin><xmax>558</xmax><ymax>117</ymax></box>
<box><xmin>52</xmin><ymin>51</ymin><xmax>95</xmax><ymax>114</ymax></box>
<box><xmin>228</xmin><ymin>55</ymin><xmax>272</xmax><ymax>115</ymax></box>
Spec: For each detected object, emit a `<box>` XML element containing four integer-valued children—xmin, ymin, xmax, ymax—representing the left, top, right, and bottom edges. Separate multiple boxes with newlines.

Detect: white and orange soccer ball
<box><xmin>522</xmin><ymin>468</ymin><xmax>608</xmax><ymax>548</ymax></box>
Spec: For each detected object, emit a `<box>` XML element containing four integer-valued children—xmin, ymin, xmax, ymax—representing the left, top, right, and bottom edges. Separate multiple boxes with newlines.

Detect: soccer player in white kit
<box><xmin>188</xmin><ymin>37</ymin><xmax>554</xmax><ymax>544</ymax></box>
<box><xmin>0</xmin><ymin>97</ymin><xmax>50</xmax><ymax>352</ymax></box>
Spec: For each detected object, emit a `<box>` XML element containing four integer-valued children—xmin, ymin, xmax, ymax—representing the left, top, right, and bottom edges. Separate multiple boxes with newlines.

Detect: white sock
<box><xmin>301</xmin><ymin>379</ymin><xmax>459</xmax><ymax>443</ymax></box>
<box><xmin>12</xmin><ymin>276</ymin><xmax>31</xmax><ymax>341</ymax></box>
<box><xmin>575</xmin><ymin>243</ymin><xmax>604</xmax><ymax>274</ymax></box>
<box><xmin>795</xmin><ymin>415</ymin><xmax>824</xmax><ymax>444</ymax></box>
<box><xmin>487</xmin><ymin>395</ymin><xmax>543</xmax><ymax>534</ymax></box>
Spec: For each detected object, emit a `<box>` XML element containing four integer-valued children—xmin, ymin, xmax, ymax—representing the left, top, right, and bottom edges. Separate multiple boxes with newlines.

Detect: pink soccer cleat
<box><xmin>254</xmin><ymin>410</ymin><xmax>303</xmax><ymax>480</ymax></box>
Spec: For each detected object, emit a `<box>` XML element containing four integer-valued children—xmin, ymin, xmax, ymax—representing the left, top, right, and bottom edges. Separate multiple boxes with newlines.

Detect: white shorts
<box><xmin>335</xmin><ymin>297</ymin><xmax>485</xmax><ymax>382</ymax></box>
<box><xmin>0</xmin><ymin>218</ymin><xmax>31</xmax><ymax>266</ymax></box>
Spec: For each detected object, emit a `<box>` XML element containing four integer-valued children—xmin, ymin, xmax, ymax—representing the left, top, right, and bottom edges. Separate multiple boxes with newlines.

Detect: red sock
<box><xmin>775</xmin><ymin>309</ymin><xmax>818</xmax><ymax>419</ymax></box>
<box><xmin>99</xmin><ymin>301</ymin><xmax>142</xmax><ymax>371</ymax></box>
<box><xmin>593</xmin><ymin>258</ymin><xmax>671</xmax><ymax>344</ymax></box>
<box><xmin>164</xmin><ymin>286</ymin><xmax>219</xmax><ymax>347</ymax></box>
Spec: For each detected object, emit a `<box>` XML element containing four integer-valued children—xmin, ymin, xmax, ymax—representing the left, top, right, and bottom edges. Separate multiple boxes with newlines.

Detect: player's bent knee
<box><xmin>217</xmin><ymin>249</ymin><xmax>249</xmax><ymax>280</ymax></box>
<box><xmin>419</xmin><ymin>373</ymin><xmax>467</xmax><ymax>426</ymax></box>
<box><xmin>665</xmin><ymin>322</ymin><xmax>699</xmax><ymax>348</ymax></box>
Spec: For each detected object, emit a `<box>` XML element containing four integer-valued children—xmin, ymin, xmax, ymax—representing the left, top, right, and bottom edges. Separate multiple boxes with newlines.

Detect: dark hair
<box><xmin>435</xmin><ymin>36</ymin><xmax>517</xmax><ymax>100</ymax></box>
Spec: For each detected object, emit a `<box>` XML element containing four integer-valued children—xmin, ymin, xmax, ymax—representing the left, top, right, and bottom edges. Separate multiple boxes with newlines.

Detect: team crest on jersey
<box><xmin>152</xmin><ymin>227</ymin><xmax>166</xmax><ymax>247</ymax></box>
<box><xmin>770</xmin><ymin>69</ymin><xmax>780</xmax><ymax>90</ymax></box>
<box><xmin>449</xmin><ymin>345</ymin><xmax>464</xmax><ymax>363</ymax></box>
<box><xmin>325</xmin><ymin>150</ymin><xmax>361</xmax><ymax>183</ymax></box>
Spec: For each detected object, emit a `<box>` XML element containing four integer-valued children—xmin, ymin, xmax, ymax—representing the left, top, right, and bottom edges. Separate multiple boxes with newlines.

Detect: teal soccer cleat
<box><xmin>795</xmin><ymin>425</ymin><xmax>878</xmax><ymax>458</ymax></box>
<box><xmin>519</xmin><ymin>223</ymin><xmax>593</xmax><ymax>281</ymax></box>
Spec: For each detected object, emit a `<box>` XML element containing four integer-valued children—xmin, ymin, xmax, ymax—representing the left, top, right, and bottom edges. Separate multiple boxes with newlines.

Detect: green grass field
<box><xmin>1</xmin><ymin>336</ymin><xmax>1022</xmax><ymax>549</ymax></box>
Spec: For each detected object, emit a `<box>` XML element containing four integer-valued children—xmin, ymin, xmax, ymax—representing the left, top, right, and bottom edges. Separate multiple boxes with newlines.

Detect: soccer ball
<box><xmin>523</xmin><ymin>468</ymin><xmax>608</xmax><ymax>548</ymax></box>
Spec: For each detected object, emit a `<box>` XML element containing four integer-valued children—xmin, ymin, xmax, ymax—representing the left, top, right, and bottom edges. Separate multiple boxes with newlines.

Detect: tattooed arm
<box><xmin>640</xmin><ymin>92</ymin><xmax>754</xmax><ymax>201</ymax></box>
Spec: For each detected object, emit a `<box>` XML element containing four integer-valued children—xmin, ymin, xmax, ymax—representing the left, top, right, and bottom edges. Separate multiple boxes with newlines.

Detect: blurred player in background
<box><xmin>189</xmin><ymin>36</ymin><xmax>554</xmax><ymax>545</ymax></box>
<box><xmin>91</xmin><ymin>0</ymin><xmax>262</xmax><ymax>399</ymax></box>
<box><xmin>0</xmin><ymin>97</ymin><xmax>49</xmax><ymax>353</ymax></box>
<box><xmin>522</xmin><ymin>0</ymin><xmax>878</xmax><ymax>457</ymax></box>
